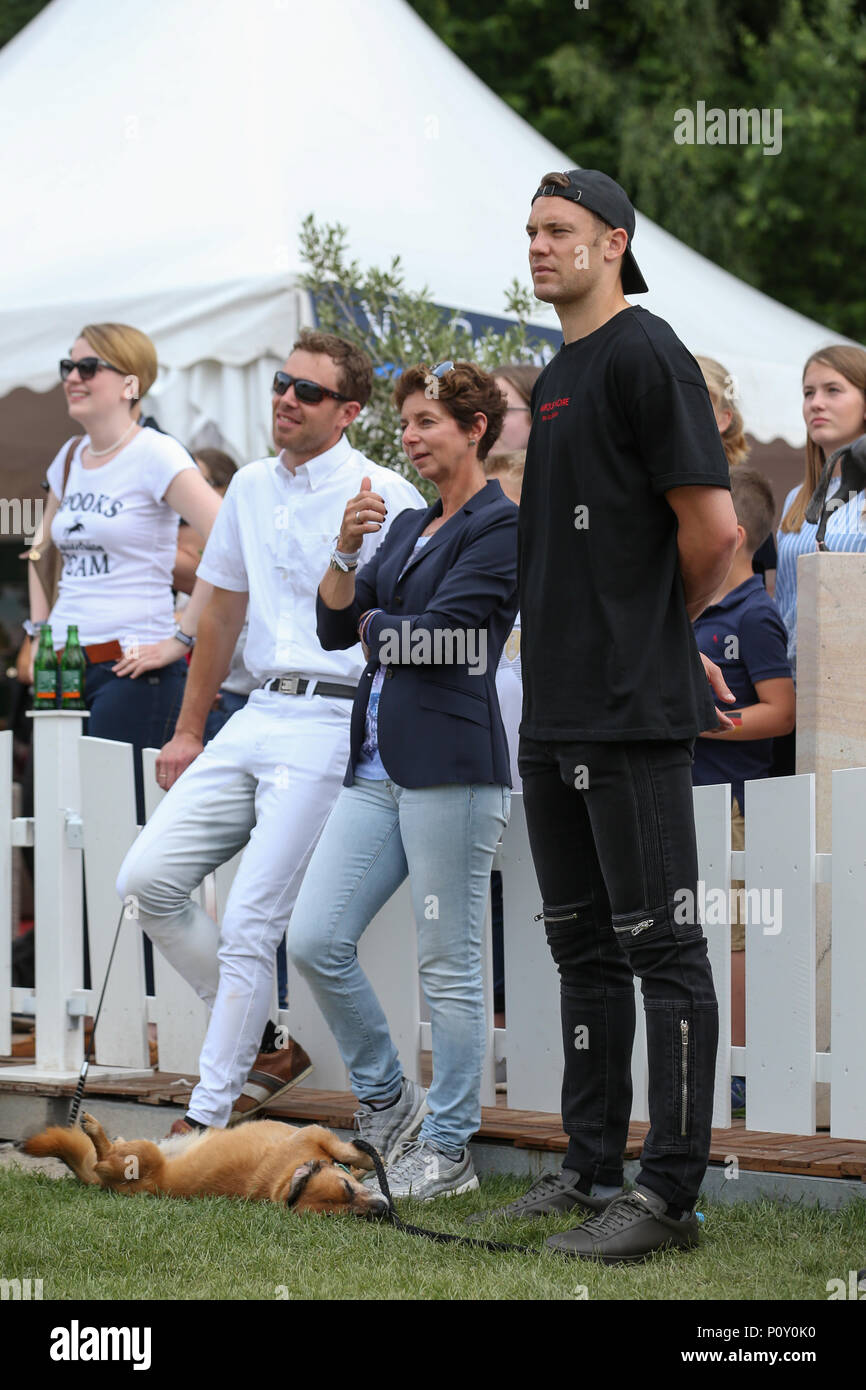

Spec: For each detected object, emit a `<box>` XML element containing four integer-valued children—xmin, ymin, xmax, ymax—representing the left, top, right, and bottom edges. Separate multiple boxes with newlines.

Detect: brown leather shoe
<box><xmin>228</xmin><ymin>1037</ymin><xmax>313</xmax><ymax>1126</ymax></box>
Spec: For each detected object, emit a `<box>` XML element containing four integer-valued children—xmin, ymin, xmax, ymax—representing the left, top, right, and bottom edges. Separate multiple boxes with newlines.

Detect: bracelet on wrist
<box><xmin>358</xmin><ymin>608</ymin><xmax>382</xmax><ymax>645</ymax></box>
<box><xmin>330</xmin><ymin>549</ymin><xmax>360</xmax><ymax>573</ymax></box>
<box><xmin>173</xmin><ymin>625</ymin><xmax>196</xmax><ymax>649</ymax></box>
<box><xmin>23</xmin><ymin>619</ymin><xmax>46</xmax><ymax>639</ymax></box>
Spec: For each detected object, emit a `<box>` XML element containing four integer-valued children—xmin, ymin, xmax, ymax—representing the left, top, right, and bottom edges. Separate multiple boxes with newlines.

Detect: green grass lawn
<box><xmin>1</xmin><ymin>1167</ymin><xmax>864</xmax><ymax>1301</ymax></box>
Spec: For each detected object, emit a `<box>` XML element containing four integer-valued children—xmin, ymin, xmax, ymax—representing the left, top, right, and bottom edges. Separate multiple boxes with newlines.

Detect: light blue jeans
<box><xmin>288</xmin><ymin>777</ymin><xmax>510</xmax><ymax>1153</ymax></box>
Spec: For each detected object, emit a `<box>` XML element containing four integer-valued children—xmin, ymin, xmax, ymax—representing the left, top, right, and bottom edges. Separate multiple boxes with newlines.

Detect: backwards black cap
<box><xmin>532</xmin><ymin>169</ymin><xmax>648</xmax><ymax>295</ymax></box>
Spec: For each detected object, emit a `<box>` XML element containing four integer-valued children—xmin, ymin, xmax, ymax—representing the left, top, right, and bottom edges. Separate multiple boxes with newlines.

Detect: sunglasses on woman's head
<box><xmin>59</xmin><ymin>357</ymin><xmax>124</xmax><ymax>383</ymax></box>
<box><xmin>272</xmin><ymin>371</ymin><xmax>350</xmax><ymax>405</ymax></box>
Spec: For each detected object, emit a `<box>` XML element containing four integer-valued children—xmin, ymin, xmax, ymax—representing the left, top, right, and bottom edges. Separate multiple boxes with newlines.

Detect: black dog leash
<box><xmin>351</xmin><ymin>1138</ymin><xmax>537</xmax><ymax>1256</ymax></box>
<box><xmin>63</xmin><ymin>914</ymin><xmax>537</xmax><ymax>1261</ymax></box>
<box><xmin>67</xmin><ymin>902</ymin><xmax>128</xmax><ymax>1127</ymax></box>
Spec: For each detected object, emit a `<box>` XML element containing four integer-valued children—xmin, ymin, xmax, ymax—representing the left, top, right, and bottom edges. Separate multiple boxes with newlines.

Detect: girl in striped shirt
<box><xmin>775</xmin><ymin>345</ymin><xmax>866</xmax><ymax>676</ymax></box>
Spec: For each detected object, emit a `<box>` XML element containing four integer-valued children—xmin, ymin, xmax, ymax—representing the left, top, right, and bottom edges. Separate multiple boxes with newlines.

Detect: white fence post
<box><xmin>497</xmin><ymin>794</ymin><xmax>561</xmax><ymax>1112</ymax></box>
<box><xmin>693</xmin><ymin>783</ymin><xmax>733</xmax><ymax>1130</ymax></box>
<box><xmin>629</xmin><ymin>986</ymin><xmax>649</xmax><ymax>1125</ymax></box>
<box><xmin>78</xmin><ymin>736</ymin><xmax>149</xmax><ymax>1069</ymax></box>
<box><xmin>31</xmin><ymin>710</ymin><xmax>87</xmax><ymax>1073</ymax></box>
<box><xmin>830</xmin><ymin>766</ymin><xmax>866</xmax><ymax>1140</ymax></box>
<box><xmin>745</xmin><ymin>772</ymin><xmax>816</xmax><ymax>1134</ymax></box>
<box><xmin>359</xmin><ymin>881</ymin><xmax>424</xmax><ymax>1088</ymax></box>
<box><xmin>479</xmin><ymin>891</ymin><xmax>497</xmax><ymax>1107</ymax></box>
<box><xmin>283</xmin><ymin>958</ymin><xmax>349</xmax><ymax>1090</ymax></box>
<box><xmin>283</xmin><ymin>880</ymin><xmax>424</xmax><ymax>1094</ymax></box>
<box><xmin>141</xmin><ymin>748</ymin><xmax>209</xmax><ymax>1078</ymax></box>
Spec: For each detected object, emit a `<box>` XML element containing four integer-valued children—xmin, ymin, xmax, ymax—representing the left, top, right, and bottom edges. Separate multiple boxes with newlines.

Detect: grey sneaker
<box><xmin>383</xmin><ymin>1139</ymin><xmax>479</xmax><ymax>1200</ymax></box>
<box><xmin>466</xmin><ymin>1169</ymin><xmax>622</xmax><ymax>1223</ymax></box>
<box><xmin>354</xmin><ymin>1077</ymin><xmax>428</xmax><ymax>1164</ymax></box>
<box><xmin>545</xmin><ymin>1184</ymin><xmax>701</xmax><ymax>1264</ymax></box>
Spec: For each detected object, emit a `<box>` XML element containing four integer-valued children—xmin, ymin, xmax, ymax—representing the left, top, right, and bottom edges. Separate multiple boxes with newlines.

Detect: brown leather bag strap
<box><xmin>60</xmin><ymin>436</ymin><xmax>83</xmax><ymax>500</ymax></box>
<box><xmin>25</xmin><ymin>437</ymin><xmax>84</xmax><ymax>611</ymax></box>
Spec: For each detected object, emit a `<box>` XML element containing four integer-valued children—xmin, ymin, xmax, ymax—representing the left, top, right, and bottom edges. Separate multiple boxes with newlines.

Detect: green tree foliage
<box><xmin>5</xmin><ymin>1</ymin><xmax>863</xmax><ymax>339</ymax></box>
<box><xmin>410</xmin><ymin>0</ymin><xmax>866</xmax><ymax>340</ymax></box>
<box><xmin>298</xmin><ymin>214</ymin><xmax>549</xmax><ymax>486</ymax></box>
<box><xmin>731</xmin><ymin>0</ymin><xmax>866</xmax><ymax>334</ymax></box>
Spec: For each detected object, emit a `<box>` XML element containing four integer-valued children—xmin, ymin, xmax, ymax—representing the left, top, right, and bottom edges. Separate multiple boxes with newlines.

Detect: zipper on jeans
<box><xmin>533</xmin><ymin>909</ymin><xmax>579</xmax><ymax>923</ymax></box>
<box><xmin>680</xmin><ymin>1019</ymin><xmax>690</xmax><ymax>1138</ymax></box>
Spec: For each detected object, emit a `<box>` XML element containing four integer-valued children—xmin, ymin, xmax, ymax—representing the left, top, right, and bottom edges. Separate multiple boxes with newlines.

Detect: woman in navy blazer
<box><xmin>289</xmin><ymin>362</ymin><xmax>518</xmax><ymax>1200</ymax></box>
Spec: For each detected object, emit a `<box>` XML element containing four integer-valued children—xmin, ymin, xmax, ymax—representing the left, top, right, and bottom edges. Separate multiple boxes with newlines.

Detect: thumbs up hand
<box><xmin>338</xmin><ymin>476</ymin><xmax>387</xmax><ymax>553</ymax></box>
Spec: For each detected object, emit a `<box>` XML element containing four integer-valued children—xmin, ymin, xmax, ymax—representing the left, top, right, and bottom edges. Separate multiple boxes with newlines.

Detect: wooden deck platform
<box><xmin>2</xmin><ymin>1060</ymin><xmax>865</xmax><ymax>1185</ymax></box>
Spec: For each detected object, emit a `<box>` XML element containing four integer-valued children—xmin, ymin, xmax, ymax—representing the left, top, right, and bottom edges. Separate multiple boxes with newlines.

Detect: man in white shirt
<box><xmin>116</xmin><ymin>331</ymin><xmax>424</xmax><ymax>1131</ymax></box>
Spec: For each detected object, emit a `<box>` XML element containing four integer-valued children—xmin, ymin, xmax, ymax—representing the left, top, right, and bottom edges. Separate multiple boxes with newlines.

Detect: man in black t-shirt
<box><xmin>500</xmin><ymin>170</ymin><xmax>738</xmax><ymax>1261</ymax></box>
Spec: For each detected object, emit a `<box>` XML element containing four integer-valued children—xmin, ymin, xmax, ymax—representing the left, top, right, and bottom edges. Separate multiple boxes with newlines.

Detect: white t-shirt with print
<box><xmin>45</xmin><ymin>430</ymin><xmax>196</xmax><ymax>649</ymax></box>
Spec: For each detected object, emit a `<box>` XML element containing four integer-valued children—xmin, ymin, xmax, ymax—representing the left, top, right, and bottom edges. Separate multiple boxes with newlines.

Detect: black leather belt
<box><xmin>263</xmin><ymin>675</ymin><xmax>357</xmax><ymax>699</ymax></box>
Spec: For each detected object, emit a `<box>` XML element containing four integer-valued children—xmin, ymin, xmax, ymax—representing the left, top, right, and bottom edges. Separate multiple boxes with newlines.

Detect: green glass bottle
<box><xmin>60</xmin><ymin>625</ymin><xmax>86</xmax><ymax>710</ymax></box>
<box><xmin>33</xmin><ymin>624</ymin><xmax>58</xmax><ymax>708</ymax></box>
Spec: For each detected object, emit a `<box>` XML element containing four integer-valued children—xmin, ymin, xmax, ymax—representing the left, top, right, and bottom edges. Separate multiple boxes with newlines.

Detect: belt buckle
<box><xmin>278</xmin><ymin>675</ymin><xmax>300</xmax><ymax>695</ymax></box>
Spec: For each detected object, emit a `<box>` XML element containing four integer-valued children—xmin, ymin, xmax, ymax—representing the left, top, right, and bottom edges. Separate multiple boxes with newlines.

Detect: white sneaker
<box><xmin>384</xmin><ymin>1139</ymin><xmax>479</xmax><ymax>1200</ymax></box>
<box><xmin>354</xmin><ymin>1078</ymin><xmax>428</xmax><ymax>1164</ymax></box>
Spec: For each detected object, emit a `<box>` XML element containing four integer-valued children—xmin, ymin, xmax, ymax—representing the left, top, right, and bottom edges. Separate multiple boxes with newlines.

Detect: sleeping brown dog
<box><xmin>23</xmin><ymin>1111</ymin><xmax>388</xmax><ymax>1217</ymax></box>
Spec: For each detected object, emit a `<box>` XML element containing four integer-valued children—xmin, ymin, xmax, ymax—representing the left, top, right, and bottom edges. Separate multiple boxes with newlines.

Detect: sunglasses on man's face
<box><xmin>59</xmin><ymin>357</ymin><xmax>124</xmax><ymax>383</ymax></box>
<box><xmin>272</xmin><ymin>371</ymin><xmax>350</xmax><ymax>405</ymax></box>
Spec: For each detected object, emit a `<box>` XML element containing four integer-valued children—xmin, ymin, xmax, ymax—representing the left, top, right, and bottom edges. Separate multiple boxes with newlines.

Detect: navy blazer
<box><xmin>316</xmin><ymin>479</ymin><xmax>519</xmax><ymax>788</ymax></box>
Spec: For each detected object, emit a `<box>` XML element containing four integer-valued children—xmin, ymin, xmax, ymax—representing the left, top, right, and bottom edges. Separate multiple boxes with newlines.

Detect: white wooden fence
<box><xmin>1</xmin><ymin>711</ymin><xmax>865</xmax><ymax>1140</ymax></box>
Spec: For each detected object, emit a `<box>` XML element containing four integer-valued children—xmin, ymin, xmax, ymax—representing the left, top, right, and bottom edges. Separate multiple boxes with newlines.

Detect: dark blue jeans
<box><xmin>518</xmin><ymin>737</ymin><xmax>718</xmax><ymax>1211</ymax></box>
<box><xmin>204</xmin><ymin>688</ymin><xmax>250</xmax><ymax>745</ymax></box>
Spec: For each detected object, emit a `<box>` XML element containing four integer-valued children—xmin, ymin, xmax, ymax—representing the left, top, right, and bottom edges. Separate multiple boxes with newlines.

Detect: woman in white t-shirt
<box><xmin>27</xmin><ymin>322</ymin><xmax>220</xmax><ymax>816</ymax></box>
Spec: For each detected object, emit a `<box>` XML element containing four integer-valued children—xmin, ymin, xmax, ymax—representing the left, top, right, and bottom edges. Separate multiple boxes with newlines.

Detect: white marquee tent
<box><xmin>0</xmin><ymin>0</ymin><xmax>856</xmax><ymax>464</ymax></box>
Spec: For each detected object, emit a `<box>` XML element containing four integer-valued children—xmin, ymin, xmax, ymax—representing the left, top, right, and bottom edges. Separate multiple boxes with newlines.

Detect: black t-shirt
<box><xmin>518</xmin><ymin>305</ymin><xmax>731</xmax><ymax>742</ymax></box>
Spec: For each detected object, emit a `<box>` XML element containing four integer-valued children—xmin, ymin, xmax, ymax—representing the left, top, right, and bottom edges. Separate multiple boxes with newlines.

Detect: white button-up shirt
<box><xmin>196</xmin><ymin>434</ymin><xmax>425</xmax><ymax>684</ymax></box>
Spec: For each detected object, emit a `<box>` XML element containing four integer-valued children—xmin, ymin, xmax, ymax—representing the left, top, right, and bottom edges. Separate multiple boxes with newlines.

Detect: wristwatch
<box><xmin>23</xmin><ymin>619</ymin><xmax>46</xmax><ymax>638</ymax></box>
<box><xmin>173</xmin><ymin>625</ymin><xmax>196</xmax><ymax>649</ymax></box>
<box><xmin>329</xmin><ymin>543</ymin><xmax>360</xmax><ymax>573</ymax></box>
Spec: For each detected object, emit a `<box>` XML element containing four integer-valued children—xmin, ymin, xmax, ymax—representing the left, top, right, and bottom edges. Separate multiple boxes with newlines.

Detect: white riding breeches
<box><xmin>116</xmin><ymin>687</ymin><xmax>352</xmax><ymax>1126</ymax></box>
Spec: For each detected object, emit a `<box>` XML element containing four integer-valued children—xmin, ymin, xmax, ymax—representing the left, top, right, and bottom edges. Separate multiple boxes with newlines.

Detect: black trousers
<box><xmin>518</xmin><ymin>736</ymin><xmax>718</xmax><ymax>1211</ymax></box>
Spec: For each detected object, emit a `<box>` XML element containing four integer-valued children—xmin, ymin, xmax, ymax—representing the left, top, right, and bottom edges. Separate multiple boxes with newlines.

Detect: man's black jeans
<box><xmin>519</xmin><ymin>736</ymin><xmax>718</xmax><ymax>1212</ymax></box>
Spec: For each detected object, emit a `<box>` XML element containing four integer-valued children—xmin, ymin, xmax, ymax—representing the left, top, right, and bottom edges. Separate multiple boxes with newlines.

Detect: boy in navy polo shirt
<box><xmin>693</xmin><ymin>468</ymin><xmax>794</xmax><ymax>1101</ymax></box>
